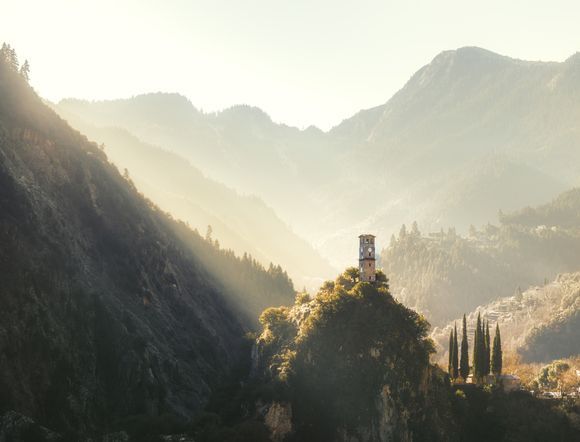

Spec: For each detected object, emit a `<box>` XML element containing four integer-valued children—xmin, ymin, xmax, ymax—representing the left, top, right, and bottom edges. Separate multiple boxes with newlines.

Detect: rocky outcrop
<box><xmin>250</xmin><ymin>272</ymin><xmax>455</xmax><ymax>441</ymax></box>
<box><xmin>263</xmin><ymin>402</ymin><xmax>293</xmax><ymax>442</ymax></box>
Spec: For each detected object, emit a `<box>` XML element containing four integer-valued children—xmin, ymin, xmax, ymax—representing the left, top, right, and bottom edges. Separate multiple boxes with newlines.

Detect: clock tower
<box><xmin>359</xmin><ymin>234</ymin><xmax>376</xmax><ymax>282</ymax></box>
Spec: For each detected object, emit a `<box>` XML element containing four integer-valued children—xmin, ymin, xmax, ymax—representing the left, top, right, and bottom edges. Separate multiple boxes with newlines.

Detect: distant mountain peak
<box><xmin>430</xmin><ymin>46</ymin><xmax>507</xmax><ymax>65</ymax></box>
<box><xmin>423</xmin><ymin>46</ymin><xmax>517</xmax><ymax>78</ymax></box>
<box><xmin>438</xmin><ymin>45</ymin><xmax>501</xmax><ymax>57</ymax></box>
<box><xmin>217</xmin><ymin>104</ymin><xmax>273</xmax><ymax>125</ymax></box>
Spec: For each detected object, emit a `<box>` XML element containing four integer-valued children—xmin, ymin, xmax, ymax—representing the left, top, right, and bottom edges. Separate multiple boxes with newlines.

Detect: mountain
<box><xmin>381</xmin><ymin>186</ymin><xmax>580</xmax><ymax>326</ymax></box>
<box><xmin>56</xmin><ymin>95</ymin><xmax>338</xmax><ymax>236</ymax></box>
<box><xmin>431</xmin><ymin>272</ymin><xmax>580</xmax><ymax>364</ymax></box>
<box><xmin>57</xmin><ymin>48</ymin><xmax>580</xmax><ymax>270</ymax></box>
<box><xmin>47</xmin><ymin>109</ymin><xmax>335</xmax><ymax>289</ymax></box>
<box><xmin>323</xmin><ymin>47</ymin><xmax>580</xmax><ymax>260</ymax></box>
<box><xmin>0</xmin><ymin>47</ymin><xmax>294</xmax><ymax>436</ymax></box>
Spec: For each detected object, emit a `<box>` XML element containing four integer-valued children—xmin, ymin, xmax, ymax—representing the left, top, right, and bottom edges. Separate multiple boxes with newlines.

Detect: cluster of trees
<box><xmin>252</xmin><ymin>268</ymin><xmax>444</xmax><ymax>441</ymax></box>
<box><xmin>0</xmin><ymin>43</ymin><xmax>29</xmax><ymax>81</ymax></box>
<box><xmin>169</xmin><ymin>222</ymin><xmax>296</xmax><ymax>328</ymax></box>
<box><xmin>183</xmin><ymin>271</ymin><xmax>579</xmax><ymax>442</ymax></box>
<box><xmin>448</xmin><ymin>313</ymin><xmax>502</xmax><ymax>382</ymax></box>
<box><xmin>532</xmin><ymin>359</ymin><xmax>580</xmax><ymax>395</ymax></box>
<box><xmin>383</xmin><ymin>209</ymin><xmax>580</xmax><ymax>326</ymax></box>
<box><xmin>450</xmin><ymin>386</ymin><xmax>580</xmax><ymax>441</ymax></box>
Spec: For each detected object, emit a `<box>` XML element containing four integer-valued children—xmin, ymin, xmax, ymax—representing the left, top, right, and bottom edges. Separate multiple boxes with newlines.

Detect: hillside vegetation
<box><xmin>382</xmin><ymin>188</ymin><xmax>580</xmax><ymax>325</ymax></box>
<box><xmin>183</xmin><ymin>270</ymin><xmax>580</xmax><ymax>442</ymax></box>
<box><xmin>48</xmin><ymin>110</ymin><xmax>335</xmax><ymax>289</ymax></box>
<box><xmin>0</xmin><ymin>45</ymin><xmax>293</xmax><ymax>436</ymax></box>
<box><xmin>432</xmin><ymin>272</ymin><xmax>580</xmax><ymax>364</ymax></box>
<box><xmin>191</xmin><ymin>269</ymin><xmax>455</xmax><ymax>441</ymax></box>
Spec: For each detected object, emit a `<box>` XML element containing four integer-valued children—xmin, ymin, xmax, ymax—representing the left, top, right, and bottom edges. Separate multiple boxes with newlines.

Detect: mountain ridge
<box><xmin>52</xmin><ymin>105</ymin><xmax>335</xmax><ymax>289</ymax></box>
<box><xmin>0</xmin><ymin>46</ymin><xmax>296</xmax><ymax>434</ymax></box>
<box><xmin>56</xmin><ymin>45</ymin><xmax>580</xmax><ymax>270</ymax></box>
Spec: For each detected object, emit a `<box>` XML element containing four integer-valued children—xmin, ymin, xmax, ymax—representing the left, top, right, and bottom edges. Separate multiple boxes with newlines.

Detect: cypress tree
<box><xmin>448</xmin><ymin>329</ymin><xmax>454</xmax><ymax>376</ymax></box>
<box><xmin>460</xmin><ymin>314</ymin><xmax>469</xmax><ymax>380</ymax></box>
<box><xmin>452</xmin><ymin>323</ymin><xmax>459</xmax><ymax>379</ymax></box>
<box><xmin>473</xmin><ymin>313</ymin><xmax>481</xmax><ymax>380</ymax></box>
<box><xmin>491</xmin><ymin>324</ymin><xmax>503</xmax><ymax>375</ymax></box>
<box><xmin>484</xmin><ymin>320</ymin><xmax>491</xmax><ymax>376</ymax></box>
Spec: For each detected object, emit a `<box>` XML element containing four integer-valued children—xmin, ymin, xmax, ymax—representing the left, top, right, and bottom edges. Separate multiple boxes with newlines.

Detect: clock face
<box><xmin>367</xmin><ymin>247</ymin><xmax>373</xmax><ymax>253</ymax></box>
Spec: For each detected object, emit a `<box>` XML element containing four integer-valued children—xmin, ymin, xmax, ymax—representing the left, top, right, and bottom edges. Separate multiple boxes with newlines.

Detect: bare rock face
<box><xmin>334</xmin><ymin>382</ymin><xmax>421</xmax><ymax>442</ymax></box>
<box><xmin>372</xmin><ymin>385</ymin><xmax>411</xmax><ymax>442</ymax></box>
<box><xmin>263</xmin><ymin>402</ymin><xmax>293</xmax><ymax>442</ymax></box>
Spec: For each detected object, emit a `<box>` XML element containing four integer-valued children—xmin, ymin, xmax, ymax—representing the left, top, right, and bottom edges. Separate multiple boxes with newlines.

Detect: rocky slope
<box><xmin>0</xmin><ymin>48</ymin><xmax>291</xmax><ymax>437</ymax></box>
<box><xmin>431</xmin><ymin>272</ymin><xmax>580</xmax><ymax>364</ymax></box>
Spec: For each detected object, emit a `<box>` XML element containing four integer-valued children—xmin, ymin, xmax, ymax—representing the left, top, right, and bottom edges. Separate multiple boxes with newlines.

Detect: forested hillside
<box><xmin>51</xmin><ymin>109</ymin><xmax>334</xmax><ymax>289</ymax></box>
<box><xmin>500</xmin><ymin>187</ymin><xmax>580</xmax><ymax>228</ymax></box>
<box><xmin>56</xmin><ymin>95</ymin><xmax>338</xmax><ymax>240</ymax></box>
<box><xmin>382</xmin><ymin>188</ymin><xmax>580</xmax><ymax>325</ymax></box>
<box><xmin>0</xmin><ymin>46</ymin><xmax>293</xmax><ymax>437</ymax></box>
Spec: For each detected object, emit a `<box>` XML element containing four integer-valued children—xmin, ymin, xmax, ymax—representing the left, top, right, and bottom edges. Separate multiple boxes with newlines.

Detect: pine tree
<box><xmin>8</xmin><ymin>45</ymin><xmax>18</xmax><ymax>71</ymax></box>
<box><xmin>19</xmin><ymin>59</ymin><xmax>30</xmax><ymax>82</ymax></box>
<box><xmin>0</xmin><ymin>43</ymin><xmax>18</xmax><ymax>71</ymax></box>
<box><xmin>484</xmin><ymin>320</ymin><xmax>491</xmax><ymax>376</ymax></box>
<box><xmin>460</xmin><ymin>314</ymin><xmax>469</xmax><ymax>380</ymax></box>
<box><xmin>452</xmin><ymin>323</ymin><xmax>459</xmax><ymax>379</ymax></box>
<box><xmin>399</xmin><ymin>224</ymin><xmax>407</xmax><ymax>238</ymax></box>
<box><xmin>411</xmin><ymin>221</ymin><xmax>420</xmax><ymax>236</ymax></box>
<box><xmin>491</xmin><ymin>324</ymin><xmax>503</xmax><ymax>376</ymax></box>
<box><xmin>0</xmin><ymin>43</ymin><xmax>7</xmax><ymax>63</ymax></box>
<box><xmin>448</xmin><ymin>329</ymin><xmax>454</xmax><ymax>376</ymax></box>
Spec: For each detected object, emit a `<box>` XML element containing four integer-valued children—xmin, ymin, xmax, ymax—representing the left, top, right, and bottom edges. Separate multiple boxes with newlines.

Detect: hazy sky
<box><xmin>2</xmin><ymin>0</ymin><xmax>579</xmax><ymax>129</ymax></box>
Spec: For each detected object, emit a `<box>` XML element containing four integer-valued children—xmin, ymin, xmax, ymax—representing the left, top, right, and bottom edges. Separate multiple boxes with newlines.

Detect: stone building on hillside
<box><xmin>359</xmin><ymin>234</ymin><xmax>376</xmax><ymax>282</ymax></box>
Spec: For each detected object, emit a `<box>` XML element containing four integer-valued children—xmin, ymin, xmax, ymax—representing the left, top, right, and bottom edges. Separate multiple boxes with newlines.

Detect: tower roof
<box><xmin>358</xmin><ymin>233</ymin><xmax>376</xmax><ymax>238</ymax></box>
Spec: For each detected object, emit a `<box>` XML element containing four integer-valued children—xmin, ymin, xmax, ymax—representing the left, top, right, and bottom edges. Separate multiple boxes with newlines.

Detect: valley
<box><xmin>1</xmin><ymin>37</ymin><xmax>580</xmax><ymax>441</ymax></box>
